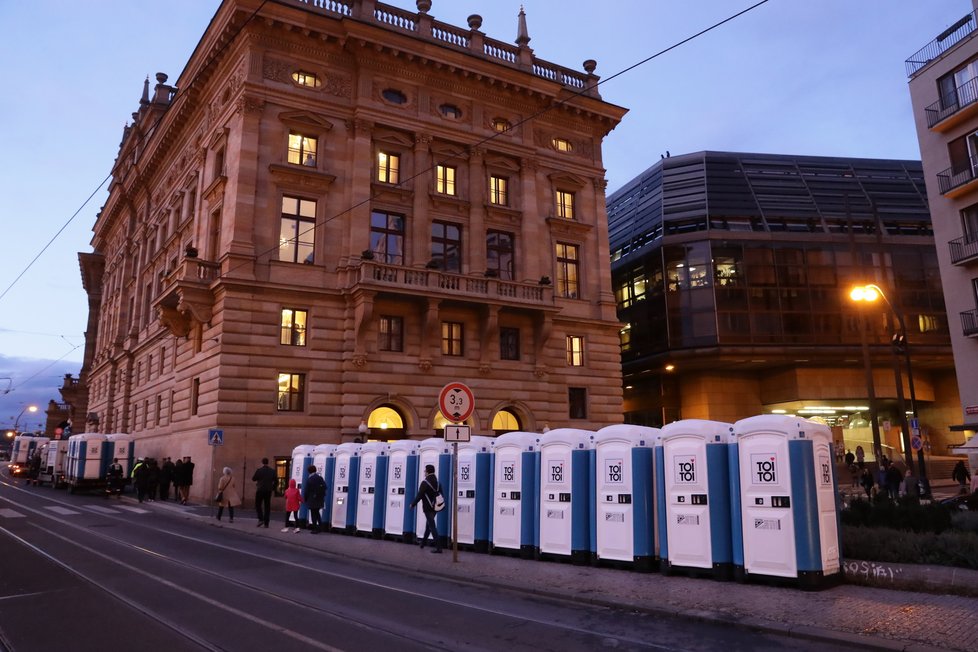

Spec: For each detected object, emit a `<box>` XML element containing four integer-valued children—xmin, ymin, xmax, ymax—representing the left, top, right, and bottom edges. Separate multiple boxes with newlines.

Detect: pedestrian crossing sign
<box><xmin>208</xmin><ymin>429</ymin><xmax>224</xmax><ymax>446</ymax></box>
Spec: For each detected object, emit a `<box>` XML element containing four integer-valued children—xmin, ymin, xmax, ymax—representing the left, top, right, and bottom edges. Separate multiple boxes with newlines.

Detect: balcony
<box><xmin>154</xmin><ymin>257</ymin><xmax>220</xmax><ymax>337</ymax></box>
<box><xmin>906</xmin><ymin>11</ymin><xmax>977</xmax><ymax>77</ymax></box>
<box><xmin>962</xmin><ymin>309</ymin><xmax>978</xmax><ymax>337</ymax></box>
<box><xmin>347</xmin><ymin>260</ymin><xmax>553</xmax><ymax>308</ymax></box>
<box><xmin>949</xmin><ymin>234</ymin><xmax>978</xmax><ymax>264</ymax></box>
<box><xmin>937</xmin><ymin>160</ymin><xmax>978</xmax><ymax>197</ymax></box>
<box><xmin>925</xmin><ymin>77</ymin><xmax>978</xmax><ymax>130</ymax></box>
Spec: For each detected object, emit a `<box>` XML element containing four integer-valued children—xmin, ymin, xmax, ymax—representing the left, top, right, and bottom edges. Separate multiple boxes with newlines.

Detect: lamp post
<box><xmin>13</xmin><ymin>405</ymin><xmax>38</xmax><ymax>434</ymax></box>
<box><xmin>850</xmin><ymin>284</ymin><xmax>930</xmax><ymax>495</ymax></box>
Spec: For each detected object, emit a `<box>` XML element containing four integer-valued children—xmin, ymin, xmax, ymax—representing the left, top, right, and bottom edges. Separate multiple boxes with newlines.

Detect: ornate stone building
<box><xmin>79</xmin><ymin>0</ymin><xmax>626</xmax><ymax>497</ymax></box>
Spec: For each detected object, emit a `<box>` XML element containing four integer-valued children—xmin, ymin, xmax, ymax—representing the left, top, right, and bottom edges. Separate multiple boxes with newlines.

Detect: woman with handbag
<box><xmin>215</xmin><ymin>466</ymin><xmax>242</xmax><ymax>522</ymax></box>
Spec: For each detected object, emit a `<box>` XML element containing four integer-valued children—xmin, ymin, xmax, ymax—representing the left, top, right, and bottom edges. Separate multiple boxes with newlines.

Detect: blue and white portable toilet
<box><xmin>356</xmin><ymin>442</ymin><xmax>390</xmax><ymax>538</ymax></box>
<box><xmin>730</xmin><ymin>415</ymin><xmax>841</xmax><ymax>589</ymax></box>
<box><xmin>66</xmin><ymin>433</ymin><xmax>106</xmax><ymax>492</ymax></box>
<box><xmin>658</xmin><ymin>419</ymin><xmax>735</xmax><ymax>579</ymax></box>
<box><xmin>330</xmin><ymin>442</ymin><xmax>362</xmax><ymax>533</ymax></box>
<box><xmin>290</xmin><ymin>445</ymin><xmax>317</xmax><ymax>523</ymax></box>
<box><xmin>416</xmin><ymin>438</ymin><xmax>453</xmax><ymax>549</ymax></box>
<box><xmin>313</xmin><ymin>444</ymin><xmax>336</xmax><ymax>524</ymax></box>
<box><xmin>455</xmin><ymin>435</ymin><xmax>494</xmax><ymax>553</ymax></box>
<box><xmin>491</xmin><ymin>431</ymin><xmax>540</xmax><ymax>558</ymax></box>
<box><xmin>592</xmin><ymin>424</ymin><xmax>659</xmax><ymax>570</ymax></box>
<box><xmin>104</xmin><ymin>433</ymin><xmax>135</xmax><ymax>478</ymax></box>
<box><xmin>538</xmin><ymin>428</ymin><xmax>594</xmax><ymax>564</ymax></box>
<box><xmin>13</xmin><ymin>435</ymin><xmax>50</xmax><ymax>465</ymax></box>
<box><xmin>384</xmin><ymin>440</ymin><xmax>420</xmax><ymax>541</ymax></box>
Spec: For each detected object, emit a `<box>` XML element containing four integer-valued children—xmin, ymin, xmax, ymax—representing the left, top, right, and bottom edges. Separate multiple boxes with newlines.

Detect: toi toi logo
<box><xmin>675</xmin><ymin>455</ymin><xmax>696</xmax><ymax>483</ymax></box>
<box><xmin>752</xmin><ymin>454</ymin><xmax>777</xmax><ymax>484</ymax></box>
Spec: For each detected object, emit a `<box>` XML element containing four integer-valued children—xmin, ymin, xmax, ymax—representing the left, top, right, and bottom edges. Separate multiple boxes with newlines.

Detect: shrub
<box><xmin>842</xmin><ymin>525</ymin><xmax>978</xmax><ymax>570</ymax></box>
<box><xmin>951</xmin><ymin>510</ymin><xmax>978</xmax><ymax>534</ymax></box>
<box><xmin>841</xmin><ymin>497</ymin><xmax>952</xmax><ymax>533</ymax></box>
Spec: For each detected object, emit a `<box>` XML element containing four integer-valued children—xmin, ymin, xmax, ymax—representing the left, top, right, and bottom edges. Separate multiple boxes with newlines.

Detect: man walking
<box><xmin>180</xmin><ymin>456</ymin><xmax>195</xmax><ymax>504</ymax></box>
<box><xmin>410</xmin><ymin>464</ymin><xmax>443</xmax><ymax>553</ymax></box>
<box><xmin>252</xmin><ymin>457</ymin><xmax>277</xmax><ymax>528</ymax></box>
<box><xmin>302</xmin><ymin>465</ymin><xmax>327</xmax><ymax>533</ymax></box>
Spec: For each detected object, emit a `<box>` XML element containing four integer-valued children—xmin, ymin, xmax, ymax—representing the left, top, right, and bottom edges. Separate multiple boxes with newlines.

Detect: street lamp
<box><xmin>850</xmin><ymin>283</ymin><xmax>929</xmax><ymax>495</ymax></box>
<box><xmin>13</xmin><ymin>405</ymin><xmax>38</xmax><ymax>434</ymax></box>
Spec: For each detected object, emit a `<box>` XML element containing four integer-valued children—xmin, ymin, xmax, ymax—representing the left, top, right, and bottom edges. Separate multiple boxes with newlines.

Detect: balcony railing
<box><xmin>937</xmin><ymin>159</ymin><xmax>978</xmax><ymax>195</ymax></box>
<box><xmin>907</xmin><ymin>11</ymin><xmax>977</xmax><ymax>77</ymax></box>
<box><xmin>962</xmin><ymin>309</ymin><xmax>978</xmax><ymax>337</ymax></box>
<box><xmin>949</xmin><ymin>234</ymin><xmax>978</xmax><ymax>264</ymax></box>
<box><xmin>350</xmin><ymin>260</ymin><xmax>552</xmax><ymax>306</ymax></box>
<box><xmin>925</xmin><ymin>76</ymin><xmax>978</xmax><ymax>127</ymax></box>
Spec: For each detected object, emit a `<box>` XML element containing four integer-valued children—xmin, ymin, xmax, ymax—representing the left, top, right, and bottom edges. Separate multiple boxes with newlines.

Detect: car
<box><xmin>8</xmin><ymin>462</ymin><xmax>27</xmax><ymax>477</ymax></box>
<box><xmin>940</xmin><ymin>491</ymin><xmax>978</xmax><ymax>511</ymax></box>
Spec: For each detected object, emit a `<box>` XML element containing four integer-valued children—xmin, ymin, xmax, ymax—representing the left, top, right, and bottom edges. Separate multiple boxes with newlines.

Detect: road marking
<box><xmin>0</xmin><ymin>508</ymin><xmax>25</xmax><ymax>518</ymax></box>
<box><xmin>116</xmin><ymin>505</ymin><xmax>149</xmax><ymax>514</ymax></box>
<box><xmin>82</xmin><ymin>505</ymin><xmax>120</xmax><ymax>515</ymax></box>
<box><xmin>46</xmin><ymin>507</ymin><xmax>80</xmax><ymax>515</ymax></box>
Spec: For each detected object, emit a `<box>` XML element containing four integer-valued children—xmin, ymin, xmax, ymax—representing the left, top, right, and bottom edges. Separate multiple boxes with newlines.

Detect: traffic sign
<box><xmin>208</xmin><ymin>429</ymin><xmax>224</xmax><ymax>446</ymax></box>
<box><xmin>909</xmin><ymin>417</ymin><xmax>920</xmax><ymax>431</ymax></box>
<box><xmin>445</xmin><ymin>424</ymin><xmax>471</xmax><ymax>442</ymax></box>
<box><xmin>911</xmin><ymin>435</ymin><xmax>923</xmax><ymax>451</ymax></box>
<box><xmin>438</xmin><ymin>382</ymin><xmax>475</xmax><ymax>423</ymax></box>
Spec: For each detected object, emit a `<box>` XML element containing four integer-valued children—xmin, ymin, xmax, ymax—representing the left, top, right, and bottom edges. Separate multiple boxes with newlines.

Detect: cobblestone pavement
<box><xmin>156</xmin><ymin>498</ymin><xmax>977</xmax><ymax>652</ymax></box>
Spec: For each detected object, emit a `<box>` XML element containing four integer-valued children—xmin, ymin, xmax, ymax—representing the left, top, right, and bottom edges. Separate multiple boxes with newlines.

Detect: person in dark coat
<box><xmin>859</xmin><ymin>467</ymin><xmax>874</xmax><ymax>498</ymax></box>
<box><xmin>133</xmin><ymin>459</ymin><xmax>149</xmax><ymax>503</ymax></box>
<box><xmin>952</xmin><ymin>460</ymin><xmax>971</xmax><ymax>494</ymax></box>
<box><xmin>885</xmin><ymin>463</ymin><xmax>903</xmax><ymax>501</ymax></box>
<box><xmin>252</xmin><ymin>457</ymin><xmax>277</xmax><ymax>528</ymax></box>
<box><xmin>180</xmin><ymin>456</ymin><xmax>195</xmax><ymax>504</ymax></box>
<box><xmin>302</xmin><ymin>465</ymin><xmax>327</xmax><ymax>533</ymax></box>
<box><xmin>172</xmin><ymin>458</ymin><xmax>184</xmax><ymax>501</ymax></box>
<box><xmin>146</xmin><ymin>458</ymin><xmax>160</xmax><ymax>502</ymax></box>
<box><xmin>409</xmin><ymin>464</ymin><xmax>442</xmax><ymax>553</ymax></box>
<box><xmin>159</xmin><ymin>457</ymin><xmax>175</xmax><ymax>501</ymax></box>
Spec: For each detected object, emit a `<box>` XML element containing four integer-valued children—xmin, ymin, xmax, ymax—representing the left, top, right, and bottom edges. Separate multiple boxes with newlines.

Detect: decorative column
<box><xmin>347</xmin><ymin>119</ymin><xmax>374</xmax><ymax>264</ymax></box>
<box><xmin>520</xmin><ymin>157</ymin><xmax>543</xmax><ymax>282</ymax></box>
<box><xmin>468</xmin><ymin>147</ymin><xmax>487</xmax><ymax>273</ymax></box>
<box><xmin>412</xmin><ymin>134</ymin><xmax>432</xmax><ymax>267</ymax></box>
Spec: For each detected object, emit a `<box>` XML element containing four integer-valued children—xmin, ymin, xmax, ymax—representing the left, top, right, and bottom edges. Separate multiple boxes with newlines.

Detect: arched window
<box><xmin>366</xmin><ymin>405</ymin><xmax>405</xmax><ymax>440</ymax></box>
<box><xmin>491</xmin><ymin>409</ymin><xmax>521</xmax><ymax>434</ymax></box>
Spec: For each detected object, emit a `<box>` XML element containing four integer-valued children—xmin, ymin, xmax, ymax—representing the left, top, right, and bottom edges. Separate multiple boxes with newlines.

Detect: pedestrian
<box><xmin>844</xmin><ymin>449</ymin><xmax>855</xmax><ymax>467</ymax></box>
<box><xmin>26</xmin><ymin>451</ymin><xmax>42</xmax><ymax>486</ymax></box>
<box><xmin>901</xmin><ymin>470</ymin><xmax>920</xmax><ymax>501</ymax></box>
<box><xmin>855</xmin><ymin>445</ymin><xmax>865</xmax><ymax>469</ymax></box>
<box><xmin>132</xmin><ymin>458</ymin><xmax>149</xmax><ymax>502</ymax></box>
<box><xmin>282</xmin><ymin>478</ymin><xmax>302</xmax><ymax>533</ymax></box>
<box><xmin>860</xmin><ymin>467</ymin><xmax>874</xmax><ymax>499</ymax></box>
<box><xmin>180</xmin><ymin>456</ymin><xmax>195</xmax><ymax>504</ymax></box>
<box><xmin>848</xmin><ymin>463</ymin><xmax>860</xmax><ymax>488</ymax></box>
<box><xmin>885</xmin><ymin>463</ymin><xmax>903</xmax><ymax>501</ymax></box>
<box><xmin>252</xmin><ymin>457</ymin><xmax>277</xmax><ymax>528</ymax></box>
<box><xmin>302</xmin><ymin>465</ymin><xmax>326</xmax><ymax>533</ymax></box>
<box><xmin>215</xmin><ymin>466</ymin><xmax>241</xmax><ymax>522</ymax></box>
<box><xmin>952</xmin><ymin>460</ymin><xmax>971</xmax><ymax>494</ymax></box>
<box><xmin>146</xmin><ymin>458</ymin><xmax>160</xmax><ymax>502</ymax></box>
<box><xmin>172</xmin><ymin>458</ymin><xmax>184</xmax><ymax>501</ymax></box>
<box><xmin>409</xmin><ymin>463</ymin><xmax>442</xmax><ymax>553</ymax></box>
<box><xmin>106</xmin><ymin>458</ymin><xmax>125</xmax><ymax>497</ymax></box>
<box><xmin>159</xmin><ymin>457</ymin><xmax>175</xmax><ymax>501</ymax></box>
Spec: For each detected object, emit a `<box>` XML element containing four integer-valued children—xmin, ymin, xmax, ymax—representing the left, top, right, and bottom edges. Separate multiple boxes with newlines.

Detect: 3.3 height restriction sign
<box><xmin>438</xmin><ymin>382</ymin><xmax>474</xmax><ymax>423</ymax></box>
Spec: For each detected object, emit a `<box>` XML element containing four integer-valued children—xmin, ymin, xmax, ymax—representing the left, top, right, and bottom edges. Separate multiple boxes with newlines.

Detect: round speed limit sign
<box><xmin>439</xmin><ymin>382</ymin><xmax>475</xmax><ymax>423</ymax></box>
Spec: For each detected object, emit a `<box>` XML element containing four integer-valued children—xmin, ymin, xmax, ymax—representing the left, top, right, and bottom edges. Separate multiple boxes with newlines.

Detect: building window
<box><xmin>369</xmin><ymin>210</ymin><xmax>405</xmax><ymax>264</ymax></box>
<box><xmin>489</xmin><ymin>175</ymin><xmax>508</xmax><ymax>205</ymax></box>
<box><xmin>555</xmin><ymin>242</ymin><xmax>580</xmax><ymax>299</ymax></box>
<box><xmin>442</xmin><ymin>321</ymin><xmax>463</xmax><ymax>356</ymax></box>
<box><xmin>378</xmin><ymin>151</ymin><xmax>400</xmax><ymax>184</ymax></box>
<box><xmin>500</xmin><ymin>327</ymin><xmax>520</xmax><ymax>360</ymax></box>
<box><xmin>962</xmin><ymin>204</ymin><xmax>978</xmax><ymax>241</ymax></box>
<box><xmin>431</xmin><ymin>221</ymin><xmax>462</xmax><ymax>272</ymax></box>
<box><xmin>566</xmin><ymin>335</ymin><xmax>584</xmax><ymax>366</ymax></box>
<box><xmin>280</xmin><ymin>308</ymin><xmax>308</xmax><ymax>346</ymax></box>
<box><xmin>288</xmin><ymin>131</ymin><xmax>318</xmax><ymax>167</ymax></box>
<box><xmin>279</xmin><ymin>196</ymin><xmax>316</xmax><ymax>264</ymax></box>
<box><xmin>439</xmin><ymin>104</ymin><xmax>462</xmax><ymax>119</ymax></box>
<box><xmin>552</xmin><ymin>138</ymin><xmax>573</xmax><ymax>152</ymax></box>
<box><xmin>491</xmin><ymin>118</ymin><xmax>511</xmax><ymax>133</ymax></box>
<box><xmin>277</xmin><ymin>373</ymin><xmax>305</xmax><ymax>411</ymax></box>
<box><xmin>568</xmin><ymin>387</ymin><xmax>587</xmax><ymax>419</ymax></box>
<box><xmin>379</xmin><ymin>315</ymin><xmax>404</xmax><ymax>352</ymax></box>
<box><xmin>291</xmin><ymin>71</ymin><xmax>320</xmax><ymax>88</ymax></box>
<box><xmin>381</xmin><ymin>88</ymin><xmax>407</xmax><ymax>104</ymax></box>
<box><xmin>191</xmin><ymin>377</ymin><xmax>200</xmax><ymax>416</ymax></box>
<box><xmin>436</xmin><ymin>164</ymin><xmax>457</xmax><ymax>196</ymax></box>
<box><xmin>619</xmin><ymin>324</ymin><xmax>632</xmax><ymax>352</ymax></box>
<box><xmin>486</xmin><ymin>230</ymin><xmax>514</xmax><ymax>280</ymax></box>
<box><xmin>556</xmin><ymin>190</ymin><xmax>575</xmax><ymax>219</ymax></box>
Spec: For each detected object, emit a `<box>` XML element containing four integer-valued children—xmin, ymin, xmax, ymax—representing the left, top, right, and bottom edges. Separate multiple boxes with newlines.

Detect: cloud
<box><xmin>0</xmin><ymin>353</ymin><xmax>81</xmax><ymax>433</ymax></box>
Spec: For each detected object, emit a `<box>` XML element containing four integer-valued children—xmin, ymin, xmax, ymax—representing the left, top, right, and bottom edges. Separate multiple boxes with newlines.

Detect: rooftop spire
<box><xmin>515</xmin><ymin>5</ymin><xmax>530</xmax><ymax>47</ymax></box>
<box><xmin>140</xmin><ymin>75</ymin><xmax>150</xmax><ymax>105</ymax></box>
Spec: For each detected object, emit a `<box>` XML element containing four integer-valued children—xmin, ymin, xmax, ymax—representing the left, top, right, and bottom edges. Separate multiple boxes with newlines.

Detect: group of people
<box><xmin>130</xmin><ymin>456</ymin><xmax>195</xmax><ymax>504</ymax></box>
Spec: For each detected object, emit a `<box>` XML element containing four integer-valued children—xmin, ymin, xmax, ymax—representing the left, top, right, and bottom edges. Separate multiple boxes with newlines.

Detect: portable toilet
<box><xmin>66</xmin><ymin>433</ymin><xmax>107</xmax><ymax>493</ymax></box>
<box><xmin>39</xmin><ymin>440</ymin><xmax>70</xmax><ymax>487</ymax></box>
<box><xmin>455</xmin><ymin>436</ymin><xmax>494</xmax><ymax>553</ymax></box>
<box><xmin>657</xmin><ymin>419</ymin><xmax>734</xmax><ymax>580</ymax></box>
<box><xmin>104</xmin><ymin>434</ymin><xmax>135</xmax><ymax>478</ymax></box>
<box><xmin>13</xmin><ymin>435</ymin><xmax>49</xmax><ymax>465</ymax></box>
<box><xmin>592</xmin><ymin>424</ymin><xmax>659</xmax><ymax>570</ymax></box>
<box><xmin>356</xmin><ymin>442</ymin><xmax>390</xmax><ymax>538</ymax></box>
<box><xmin>290</xmin><ymin>445</ymin><xmax>317</xmax><ymax>524</ymax></box>
<box><xmin>384</xmin><ymin>440</ymin><xmax>420</xmax><ymax>542</ymax></box>
<box><xmin>313</xmin><ymin>443</ymin><xmax>337</xmax><ymax>523</ymax></box>
<box><xmin>491</xmin><ymin>431</ymin><xmax>540</xmax><ymax>558</ymax></box>
<box><xmin>330</xmin><ymin>442</ymin><xmax>362</xmax><ymax>533</ymax></box>
<box><xmin>731</xmin><ymin>415</ymin><xmax>841</xmax><ymax>589</ymax></box>
<box><xmin>416</xmin><ymin>438</ymin><xmax>453</xmax><ymax>550</ymax></box>
<box><xmin>538</xmin><ymin>428</ymin><xmax>593</xmax><ymax>564</ymax></box>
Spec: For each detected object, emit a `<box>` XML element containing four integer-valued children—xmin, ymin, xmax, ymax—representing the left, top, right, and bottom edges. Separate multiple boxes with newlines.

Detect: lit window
<box><xmin>552</xmin><ymin>138</ymin><xmax>573</xmax><ymax>152</ymax></box>
<box><xmin>280</xmin><ymin>308</ymin><xmax>308</xmax><ymax>346</ymax></box>
<box><xmin>291</xmin><ymin>71</ymin><xmax>320</xmax><ymax>88</ymax></box>
<box><xmin>566</xmin><ymin>335</ymin><xmax>584</xmax><ymax>366</ymax></box>
<box><xmin>382</xmin><ymin>88</ymin><xmax>407</xmax><ymax>104</ymax></box>
<box><xmin>442</xmin><ymin>321</ymin><xmax>463</xmax><ymax>356</ymax></box>
<box><xmin>276</xmin><ymin>373</ymin><xmax>305</xmax><ymax>411</ymax></box>
<box><xmin>436</xmin><ymin>164</ymin><xmax>457</xmax><ymax>195</ymax></box>
<box><xmin>555</xmin><ymin>242</ymin><xmax>580</xmax><ymax>298</ymax></box>
<box><xmin>918</xmin><ymin>314</ymin><xmax>942</xmax><ymax>332</ymax></box>
<box><xmin>490</xmin><ymin>175</ymin><xmax>508</xmax><ymax>205</ymax></box>
<box><xmin>491</xmin><ymin>118</ymin><xmax>511</xmax><ymax>133</ymax></box>
<box><xmin>439</xmin><ymin>104</ymin><xmax>462</xmax><ymax>119</ymax></box>
<box><xmin>619</xmin><ymin>324</ymin><xmax>632</xmax><ymax>351</ymax></box>
<box><xmin>379</xmin><ymin>315</ymin><xmax>403</xmax><ymax>352</ymax></box>
<box><xmin>378</xmin><ymin>151</ymin><xmax>400</xmax><ymax>184</ymax></box>
<box><xmin>491</xmin><ymin>409</ymin><xmax>520</xmax><ymax>432</ymax></box>
<box><xmin>279</xmin><ymin>196</ymin><xmax>316</xmax><ymax>264</ymax></box>
<box><xmin>287</xmin><ymin>131</ymin><xmax>318</xmax><ymax>167</ymax></box>
<box><xmin>556</xmin><ymin>190</ymin><xmax>575</xmax><ymax>219</ymax></box>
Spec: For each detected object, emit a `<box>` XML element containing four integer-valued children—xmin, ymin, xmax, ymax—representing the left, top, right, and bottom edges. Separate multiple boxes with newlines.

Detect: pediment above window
<box><xmin>269</xmin><ymin>164</ymin><xmax>336</xmax><ymax>192</ymax></box>
<box><xmin>484</xmin><ymin>155</ymin><xmax>521</xmax><ymax>173</ymax></box>
<box><xmin>548</xmin><ymin>171</ymin><xmax>587</xmax><ymax>188</ymax></box>
<box><xmin>278</xmin><ymin>110</ymin><xmax>334</xmax><ymax>132</ymax></box>
<box><xmin>373</xmin><ymin>128</ymin><xmax>414</xmax><ymax>148</ymax></box>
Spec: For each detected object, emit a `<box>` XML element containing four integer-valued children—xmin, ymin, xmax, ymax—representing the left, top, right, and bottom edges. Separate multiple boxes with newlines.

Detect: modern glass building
<box><xmin>607</xmin><ymin>151</ymin><xmax>959</xmax><ymax>458</ymax></box>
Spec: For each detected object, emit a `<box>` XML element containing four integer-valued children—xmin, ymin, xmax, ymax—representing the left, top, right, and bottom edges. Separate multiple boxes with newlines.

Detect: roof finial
<box><xmin>516</xmin><ymin>5</ymin><xmax>530</xmax><ymax>47</ymax></box>
<box><xmin>140</xmin><ymin>75</ymin><xmax>150</xmax><ymax>105</ymax></box>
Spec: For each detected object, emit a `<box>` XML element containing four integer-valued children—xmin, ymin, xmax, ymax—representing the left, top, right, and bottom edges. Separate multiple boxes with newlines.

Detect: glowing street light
<box><xmin>13</xmin><ymin>405</ymin><xmax>38</xmax><ymax>434</ymax></box>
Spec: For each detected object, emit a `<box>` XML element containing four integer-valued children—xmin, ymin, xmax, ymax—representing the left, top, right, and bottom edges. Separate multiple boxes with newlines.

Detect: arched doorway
<box><xmin>491</xmin><ymin>408</ymin><xmax>521</xmax><ymax>436</ymax></box>
<box><xmin>366</xmin><ymin>405</ymin><xmax>406</xmax><ymax>440</ymax></box>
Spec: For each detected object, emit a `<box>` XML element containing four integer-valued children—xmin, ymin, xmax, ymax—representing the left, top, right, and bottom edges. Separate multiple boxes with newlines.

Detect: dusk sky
<box><xmin>0</xmin><ymin>0</ymin><xmax>969</xmax><ymax>428</ymax></box>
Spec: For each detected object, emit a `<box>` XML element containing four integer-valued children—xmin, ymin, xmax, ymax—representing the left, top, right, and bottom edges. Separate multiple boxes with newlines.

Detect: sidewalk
<box><xmin>143</xmin><ymin>498</ymin><xmax>978</xmax><ymax>652</ymax></box>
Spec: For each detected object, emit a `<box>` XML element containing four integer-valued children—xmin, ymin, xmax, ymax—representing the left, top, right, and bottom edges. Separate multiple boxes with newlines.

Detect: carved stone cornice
<box><xmin>268</xmin><ymin>164</ymin><xmax>337</xmax><ymax>192</ymax></box>
<box><xmin>593</xmin><ymin>177</ymin><xmax>609</xmax><ymax>192</ymax></box>
<box><xmin>237</xmin><ymin>95</ymin><xmax>266</xmax><ymax>116</ymax></box>
<box><xmin>546</xmin><ymin>216</ymin><xmax>593</xmax><ymax>238</ymax></box>
<box><xmin>370</xmin><ymin>182</ymin><xmax>413</xmax><ymax>203</ymax></box>
<box><xmin>202</xmin><ymin>175</ymin><xmax>227</xmax><ymax>203</ymax></box>
<box><xmin>429</xmin><ymin>193</ymin><xmax>471</xmax><ymax>214</ymax></box>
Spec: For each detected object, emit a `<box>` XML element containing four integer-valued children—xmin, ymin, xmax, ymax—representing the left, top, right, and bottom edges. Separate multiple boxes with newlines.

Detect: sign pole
<box><xmin>452</xmin><ymin>439</ymin><xmax>459</xmax><ymax>563</ymax></box>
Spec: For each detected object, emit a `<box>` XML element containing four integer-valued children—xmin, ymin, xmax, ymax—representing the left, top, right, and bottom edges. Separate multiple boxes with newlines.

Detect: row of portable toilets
<box><xmin>10</xmin><ymin>433</ymin><xmax>135</xmax><ymax>491</ymax></box>
<box><xmin>293</xmin><ymin>414</ymin><xmax>842</xmax><ymax>589</ymax></box>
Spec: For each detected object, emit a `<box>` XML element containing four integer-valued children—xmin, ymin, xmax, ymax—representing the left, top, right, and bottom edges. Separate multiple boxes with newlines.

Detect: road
<box><xmin>0</xmin><ymin>470</ymin><xmax>847</xmax><ymax>651</ymax></box>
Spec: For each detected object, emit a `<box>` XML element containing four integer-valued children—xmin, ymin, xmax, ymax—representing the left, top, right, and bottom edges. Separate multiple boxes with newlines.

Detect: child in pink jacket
<box><xmin>282</xmin><ymin>478</ymin><xmax>303</xmax><ymax>533</ymax></box>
